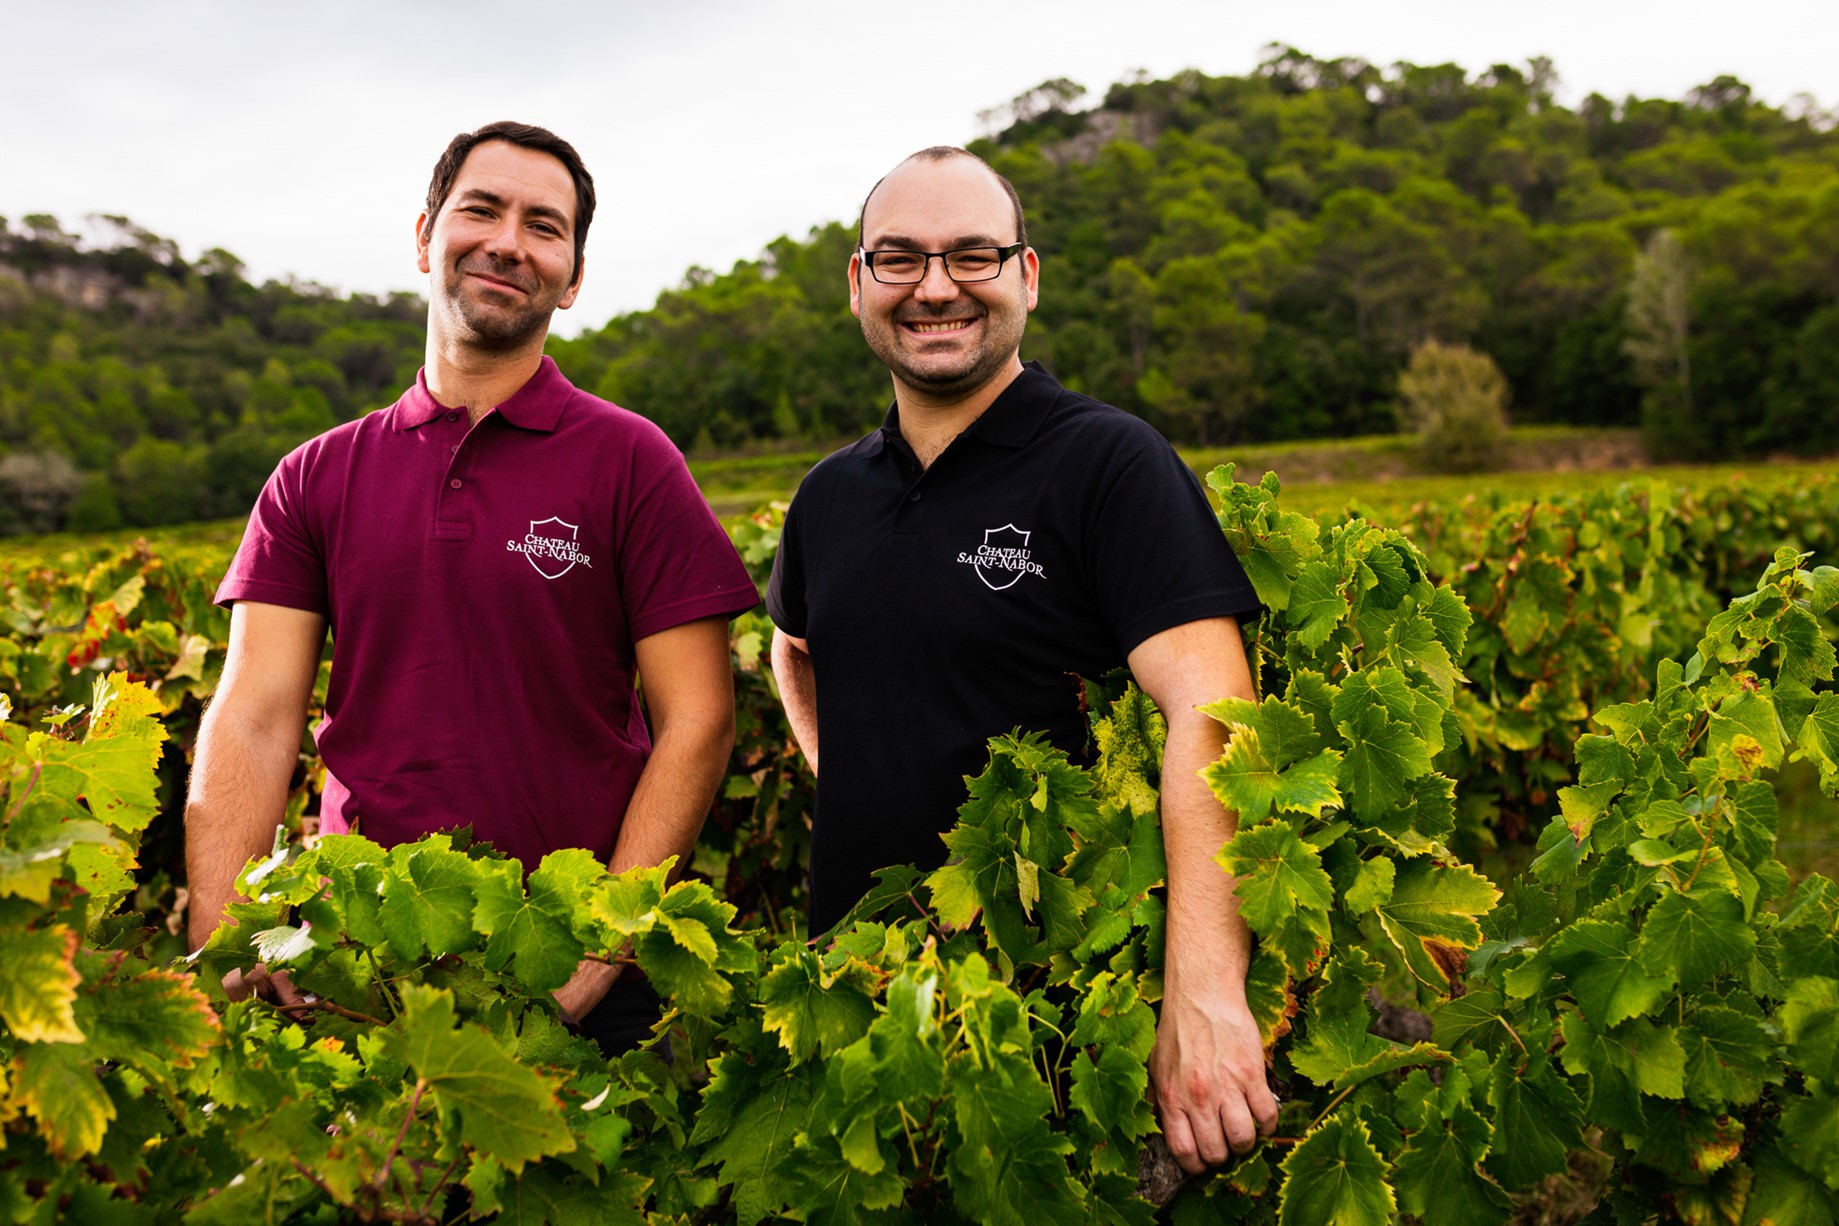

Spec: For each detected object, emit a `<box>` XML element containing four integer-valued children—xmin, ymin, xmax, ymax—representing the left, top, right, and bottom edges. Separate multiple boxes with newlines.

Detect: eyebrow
<box><xmin>866</xmin><ymin>233</ymin><xmax>1007</xmax><ymax>250</ymax></box>
<box><xmin>453</xmin><ymin>189</ymin><xmax>572</xmax><ymax>230</ymax></box>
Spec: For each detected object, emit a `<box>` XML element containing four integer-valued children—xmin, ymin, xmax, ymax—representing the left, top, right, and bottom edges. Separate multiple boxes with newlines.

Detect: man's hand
<box><xmin>222</xmin><ymin>963</ymin><xmax>308</xmax><ymax>1012</ymax></box>
<box><xmin>552</xmin><ymin>958</ymin><xmax>621</xmax><ymax>1024</ymax></box>
<box><xmin>1150</xmin><ymin>988</ymin><xmax>1278</xmax><ymax>1172</ymax></box>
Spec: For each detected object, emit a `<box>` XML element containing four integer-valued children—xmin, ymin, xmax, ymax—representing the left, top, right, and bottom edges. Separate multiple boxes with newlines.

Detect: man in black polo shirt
<box><xmin>766</xmin><ymin>147</ymin><xmax>1277</xmax><ymax>1172</ymax></box>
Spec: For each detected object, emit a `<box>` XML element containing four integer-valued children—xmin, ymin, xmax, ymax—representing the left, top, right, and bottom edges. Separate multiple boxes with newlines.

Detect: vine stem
<box><xmin>4</xmin><ymin>761</ymin><xmax>42</xmax><ymax>823</ymax></box>
<box><xmin>270</xmin><ymin>997</ymin><xmax>391</xmax><ymax>1027</ymax></box>
<box><xmin>374</xmin><ymin>1078</ymin><xmax>430</xmax><ymax>1195</ymax></box>
<box><xmin>1305</xmin><ymin>1085</ymin><xmax>1357</xmax><ymax>1133</ymax></box>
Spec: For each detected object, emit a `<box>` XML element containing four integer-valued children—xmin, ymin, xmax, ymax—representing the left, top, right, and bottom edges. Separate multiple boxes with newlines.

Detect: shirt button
<box><xmin>909</xmin><ymin>491</ymin><xmax>921</xmax><ymax>502</ymax></box>
<box><xmin>449</xmin><ymin>478</ymin><xmax>463</xmax><ymax>489</ymax></box>
<box><xmin>449</xmin><ymin>445</ymin><xmax>458</xmax><ymax>454</ymax></box>
<box><xmin>446</xmin><ymin>411</ymin><xmax>458</xmax><ymax>423</ymax></box>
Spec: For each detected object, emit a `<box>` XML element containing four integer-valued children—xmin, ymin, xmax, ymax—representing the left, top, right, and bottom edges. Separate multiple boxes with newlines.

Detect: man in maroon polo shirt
<box><xmin>184</xmin><ymin>121</ymin><xmax>756</xmax><ymax>1048</ymax></box>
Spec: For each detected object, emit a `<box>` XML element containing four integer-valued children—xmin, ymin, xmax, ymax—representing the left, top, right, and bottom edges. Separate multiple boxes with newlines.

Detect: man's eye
<box><xmin>877</xmin><ymin>253</ymin><xmax>921</xmax><ymax>271</ymax></box>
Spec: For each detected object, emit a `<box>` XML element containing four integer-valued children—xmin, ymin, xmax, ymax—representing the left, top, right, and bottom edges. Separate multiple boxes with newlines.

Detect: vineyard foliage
<box><xmin>0</xmin><ymin>470</ymin><xmax>1833</xmax><ymax>1222</ymax></box>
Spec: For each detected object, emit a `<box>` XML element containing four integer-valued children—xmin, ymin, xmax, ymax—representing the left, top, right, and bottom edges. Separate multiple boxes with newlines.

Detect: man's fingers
<box><xmin>1222</xmin><ymin>1096</ymin><xmax>1260</xmax><ymax>1155</ymax></box>
<box><xmin>1252</xmin><ymin>1082</ymin><xmax>1280</xmax><ymax>1135</ymax></box>
<box><xmin>269</xmin><ymin>969</ymin><xmax>307</xmax><ymax>1009</ymax></box>
<box><xmin>1186</xmin><ymin>1104</ymin><xmax>1231</xmax><ymax>1169</ymax></box>
<box><xmin>1161</xmin><ymin>1106</ymin><xmax>1206</xmax><ymax>1177</ymax></box>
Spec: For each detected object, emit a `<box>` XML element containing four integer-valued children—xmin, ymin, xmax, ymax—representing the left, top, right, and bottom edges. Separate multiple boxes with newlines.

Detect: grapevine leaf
<box><xmin>1547</xmin><ymin>919</ymin><xmax>1675</xmax><ymax>1028</ymax></box>
<box><xmin>472</xmin><ymin>859</ymin><xmax>584</xmax><ymax>994</ymax></box>
<box><xmin>1684</xmin><ymin>1007</ymin><xmax>1780</xmax><ymax>1110</ymax></box>
<box><xmin>1798</xmin><ymin>696</ymin><xmax>1839</xmax><ymax>797</ymax></box>
<box><xmin>691</xmin><ymin>1049</ymin><xmax>814</xmax><ymax>1224</ymax></box>
<box><xmin>1778</xmin><ymin>1090</ymin><xmax>1839</xmax><ymax>1191</ymax></box>
<box><xmin>11</xmin><ymin>1041</ymin><xmax>115</xmax><ymax>1158</ymax></box>
<box><xmin>1218</xmin><ymin>821</ymin><xmax>1334</xmax><ymax>976</ymax></box>
<box><xmin>1333</xmin><ymin>668</ymin><xmax>1435</xmax><ymax>822</ymax></box>
<box><xmin>1431</xmin><ymin>989</ymin><xmax>1520</xmax><ymax>1056</ymax></box>
<box><xmin>1092</xmin><ymin>684</ymin><xmax>1167</xmax><ymax>818</ymax></box>
<box><xmin>1637</xmin><ymin>886</ymin><xmax>1755</xmax><ymax>989</ymax></box>
<box><xmin>498</xmin><ymin>1164</ymin><xmax>645</xmax><ymax>1225</ymax></box>
<box><xmin>1344</xmin><ymin>857</ymin><xmax>1394</xmax><ymax>915</ymax></box>
<box><xmin>1781</xmin><ymin>977</ymin><xmax>1839</xmax><ymax>1084</ymax></box>
<box><xmin>1741</xmin><ymin>1148</ymin><xmax>1839</xmax><ymax>1225</ymax></box>
<box><xmin>1707</xmin><ymin>691</ymin><xmax>1785</xmax><ymax>771</ymax></box>
<box><xmin>1484</xmin><ymin>1051</ymin><xmax>1584</xmax><ymax>1189</ymax></box>
<box><xmin>1201</xmin><ymin>727</ymin><xmax>1342</xmax><ymax>824</ymax></box>
<box><xmin>757</xmin><ymin>947</ymin><xmax>877</xmax><ymax>1064</ymax></box>
<box><xmin>1391</xmin><ymin>1098</ymin><xmax>1513</xmax><ymax>1226</ymax></box>
<box><xmin>0</xmin><ymin>924</ymin><xmax>82</xmax><ymax>1042</ymax></box>
<box><xmin>1372</xmin><ymin>860</ymin><xmax>1500</xmax><ymax>994</ymax></box>
<box><xmin>377</xmin><ymin>839</ymin><xmax>484</xmax><ymax>960</ymax></box>
<box><xmin>1285</xmin><ymin>560</ymin><xmax>1345</xmax><ymax>650</ymax></box>
<box><xmin>30</xmin><ymin>733</ymin><xmax>164</xmax><ymax>833</ymax></box>
<box><xmin>0</xmin><ymin>819</ymin><xmax>119</xmax><ymax>903</ymax></box>
<box><xmin>381</xmin><ymin>984</ymin><xmax>575</xmax><ymax>1173</ymax></box>
<box><xmin>81</xmin><ymin>965</ymin><xmax>220</xmax><ymax>1073</ymax></box>
<box><xmin>946</xmin><ymin>1060</ymin><xmax>1084</xmax><ymax>1226</ymax></box>
<box><xmin>1276</xmin><ymin>1113</ymin><xmax>1394</xmax><ymax>1226</ymax></box>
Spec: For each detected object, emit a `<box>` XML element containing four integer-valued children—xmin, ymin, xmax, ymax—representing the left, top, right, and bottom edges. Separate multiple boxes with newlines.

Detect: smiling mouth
<box><xmin>904</xmin><ymin>319</ymin><xmax>975</xmax><ymax>335</ymax></box>
<box><xmin>465</xmin><ymin>270</ymin><xmax>530</xmax><ymax>295</ymax></box>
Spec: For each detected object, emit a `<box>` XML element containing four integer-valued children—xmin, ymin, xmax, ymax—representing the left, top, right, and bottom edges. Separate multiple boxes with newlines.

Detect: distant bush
<box><xmin>1395</xmin><ymin>339</ymin><xmax>1512</xmax><ymax>472</ymax></box>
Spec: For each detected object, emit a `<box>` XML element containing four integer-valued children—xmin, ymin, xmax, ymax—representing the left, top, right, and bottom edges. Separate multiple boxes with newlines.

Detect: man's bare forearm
<box><xmin>184</xmin><ymin>705</ymin><xmax>304</xmax><ymax>950</ymax></box>
<box><xmin>606</xmin><ymin>711</ymin><xmax>734</xmax><ymax>877</ymax></box>
<box><xmin>1159</xmin><ymin>707</ymin><xmax>1251</xmax><ymax>996</ymax></box>
<box><xmin>770</xmin><ymin>629</ymin><xmax>819</xmax><ymax>775</ymax></box>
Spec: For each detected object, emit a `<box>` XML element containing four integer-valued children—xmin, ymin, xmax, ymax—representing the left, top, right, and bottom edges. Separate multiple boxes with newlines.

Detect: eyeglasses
<box><xmin>858</xmin><ymin>243</ymin><xmax>1025</xmax><ymax>285</ymax></box>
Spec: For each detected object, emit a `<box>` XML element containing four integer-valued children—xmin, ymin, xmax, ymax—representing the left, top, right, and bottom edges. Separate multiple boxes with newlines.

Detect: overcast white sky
<box><xmin>6</xmin><ymin>0</ymin><xmax>1833</xmax><ymax>336</ymax></box>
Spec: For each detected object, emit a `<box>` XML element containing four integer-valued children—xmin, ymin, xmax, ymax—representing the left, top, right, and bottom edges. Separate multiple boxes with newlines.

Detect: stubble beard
<box><xmin>863</xmin><ymin>293</ymin><xmax>1027</xmax><ymax>402</ymax></box>
<box><xmin>443</xmin><ymin>258</ymin><xmax>559</xmax><ymax>351</ymax></box>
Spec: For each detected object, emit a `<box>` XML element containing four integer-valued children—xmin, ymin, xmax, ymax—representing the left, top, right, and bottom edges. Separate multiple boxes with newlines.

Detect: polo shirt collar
<box><xmin>869</xmin><ymin>360</ymin><xmax>1059</xmax><ymax>459</ymax></box>
<box><xmin>395</xmin><ymin>356</ymin><xmax>572</xmax><ymax>433</ymax></box>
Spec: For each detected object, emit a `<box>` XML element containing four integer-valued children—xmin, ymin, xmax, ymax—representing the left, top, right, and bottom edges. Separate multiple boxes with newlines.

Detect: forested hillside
<box><xmin>554</xmin><ymin>50</ymin><xmax>1839</xmax><ymax>455</ymax></box>
<box><xmin>2</xmin><ymin>48</ymin><xmax>1836</xmax><ymax>534</ymax></box>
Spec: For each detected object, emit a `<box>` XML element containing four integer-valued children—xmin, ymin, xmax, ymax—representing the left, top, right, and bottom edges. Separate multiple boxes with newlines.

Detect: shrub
<box><xmin>1395</xmin><ymin>339</ymin><xmax>1511</xmax><ymax>472</ymax></box>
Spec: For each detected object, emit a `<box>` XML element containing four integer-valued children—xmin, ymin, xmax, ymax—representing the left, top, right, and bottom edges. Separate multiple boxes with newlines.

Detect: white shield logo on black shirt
<box><xmin>973</xmin><ymin>523</ymin><xmax>1034</xmax><ymax>591</ymax></box>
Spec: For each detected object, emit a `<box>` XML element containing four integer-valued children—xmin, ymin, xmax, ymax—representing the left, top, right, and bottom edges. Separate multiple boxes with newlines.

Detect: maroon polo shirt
<box><xmin>217</xmin><ymin>357</ymin><xmax>757</xmax><ymax>872</ymax></box>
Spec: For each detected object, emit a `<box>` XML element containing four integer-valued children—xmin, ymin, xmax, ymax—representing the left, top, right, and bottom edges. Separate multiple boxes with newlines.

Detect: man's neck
<box><xmin>423</xmin><ymin>331</ymin><xmax>549</xmax><ymax>425</ymax></box>
<box><xmin>896</xmin><ymin>358</ymin><xmax>1025</xmax><ymax>469</ymax></box>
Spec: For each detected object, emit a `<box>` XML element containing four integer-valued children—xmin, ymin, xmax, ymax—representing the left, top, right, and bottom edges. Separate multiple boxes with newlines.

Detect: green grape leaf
<box><xmin>692</xmin><ymin>1049</ymin><xmax>814</xmax><ymax>1224</ymax></box>
<box><xmin>1798</xmin><ymin>696</ymin><xmax>1839</xmax><ymax>797</ymax></box>
<box><xmin>946</xmin><ymin>1060</ymin><xmax>1084</xmax><ymax>1226</ymax></box>
<box><xmin>1778</xmin><ymin>1090</ymin><xmax>1839</xmax><ymax>1191</ymax></box>
<box><xmin>1333</xmin><ymin>668</ymin><xmax>1435</xmax><ymax>822</ymax></box>
<box><xmin>1391</xmin><ymin>1099</ymin><xmax>1513</xmax><ymax>1226</ymax></box>
<box><xmin>1201</xmin><ymin>728</ymin><xmax>1342</xmax><ymax>825</ymax></box>
<box><xmin>758</xmin><ymin>947</ymin><xmax>877</xmax><ymax>1064</ymax></box>
<box><xmin>31</xmin><ymin>732</ymin><xmax>164</xmax><ymax>833</ymax></box>
<box><xmin>1277</xmin><ymin>1113</ymin><xmax>1394</xmax><ymax>1226</ymax></box>
<box><xmin>1285</xmin><ymin>560</ymin><xmax>1345</xmax><ymax>650</ymax></box>
<box><xmin>0</xmin><ymin>924</ymin><xmax>82</xmax><ymax>1042</ymax></box>
<box><xmin>1547</xmin><ymin>919</ymin><xmax>1676</xmax><ymax>1028</ymax></box>
<box><xmin>1372</xmin><ymin>860</ymin><xmax>1500</xmax><ymax>993</ymax></box>
<box><xmin>1484</xmin><ymin>1051</ymin><xmax>1584</xmax><ymax>1189</ymax></box>
<box><xmin>1637</xmin><ymin>886</ymin><xmax>1756</xmax><ymax>989</ymax></box>
<box><xmin>1781</xmin><ymin>977</ymin><xmax>1839</xmax><ymax>1084</ymax></box>
<box><xmin>377</xmin><ymin>839</ymin><xmax>484</xmax><ymax>960</ymax></box>
<box><xmin>1218</xmin><ymin>821</ymin><xmax>1334</xmax><ymax>977</ymax></box>
<box><xmin>1741</xmin><ymin>1147</ymin><xmax>1839</xmax><ymax>1225</ymax></box>
<box><xmin>471</xmin><ymin>859</ymin><xmax>584</xmax><ymax>994</ymax></box>
<box><xmin>381</xmin><ymin>984</ymin><xmax>575</xmax><ymax>1173</ymax></box>
<box><xmin>1684</xmin><ymin>1007</ymin><xmax>1780</xmax><ymax>1110</ymax></box>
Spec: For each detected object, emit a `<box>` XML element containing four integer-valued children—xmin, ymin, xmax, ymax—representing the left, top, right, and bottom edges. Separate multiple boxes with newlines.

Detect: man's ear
<box><xmin>847</xmin><ymin>250</ymin><xmax>864</xmax><ymax>319</ymax></box>
<box><xmin>414</xmin><ymin>211</ymin><xmax>432</xmax><ymax>275</ymax></box>
<box><xmin>560</xmin><ymin>254</ymin><xmax>585</xmax><ymax>310</ymax></box>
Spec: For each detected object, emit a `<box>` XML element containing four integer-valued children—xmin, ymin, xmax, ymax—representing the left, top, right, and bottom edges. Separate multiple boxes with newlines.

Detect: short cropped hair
<box><xmin>422</xmin><ymin>121</ymin><xmax>596</xmax><ymax>285</ymax></box>
<box><xmin>856</xmin><ymin>147</ymin><xmax>1028</xmax><ymax>249</ymax></box>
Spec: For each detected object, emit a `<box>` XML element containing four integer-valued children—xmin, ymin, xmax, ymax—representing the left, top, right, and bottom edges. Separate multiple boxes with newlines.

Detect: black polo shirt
<box><xmin>767</xmin><ymin>363</ymin><xmax>1260</xmax><ymax>932</ymax></box>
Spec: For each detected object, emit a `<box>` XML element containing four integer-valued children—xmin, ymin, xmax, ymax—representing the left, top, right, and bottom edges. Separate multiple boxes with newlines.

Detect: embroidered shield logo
<box><xmin>974</xmin><ymin>523</ymin><xmax>1032</xmax><ymax>591</ymax></box>
<box><xmin>523</xmin><ymin>516</ymin><xmax>581</xmax><ymax>580</ymax></box>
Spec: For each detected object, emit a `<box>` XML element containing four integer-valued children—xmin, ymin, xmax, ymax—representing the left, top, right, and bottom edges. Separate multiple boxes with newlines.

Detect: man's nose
<box><xmin>912</xmin><ymin>255</ymin><xmax>959</xmax><ymax>301</ymax></box>
<box><xmin>482</xmin><ymin>215</ymin><xmax>524</xmax><ymax>260</ymax></box>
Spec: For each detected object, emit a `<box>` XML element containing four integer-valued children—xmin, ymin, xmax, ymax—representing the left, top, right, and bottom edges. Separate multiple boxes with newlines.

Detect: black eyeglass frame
<box><xmin>857</xmin><ymin>242</ymin><xmax>1027</xmax><ymax>285</ymax></box>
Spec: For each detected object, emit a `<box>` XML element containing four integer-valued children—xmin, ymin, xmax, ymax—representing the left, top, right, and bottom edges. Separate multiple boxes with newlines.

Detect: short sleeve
<box><xmin>1087</xmin><ymin>438</ymin><xmax>1262</xmax><ymax>656</ymax></box>
<box><xmin>765</xmin><ymin>490</ymin><xmax>808</xmax><ymax>638</ymax></box>
<box><xmin>615</xmin><ymin>440</ymin><xmax>758</xmax><ymax>642</ymax></box>
<box><xmin>216</xmin><ymin>448</ymin><xmax>330</xmax><ymax>613</ymax></box>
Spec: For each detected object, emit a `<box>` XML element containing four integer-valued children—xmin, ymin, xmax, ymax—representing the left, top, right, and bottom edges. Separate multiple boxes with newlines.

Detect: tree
<box><xmin>1624</xmin><ymin>229</ymin><xmax>1695</xmax><ymax>455</ymax></box>
<box><xmin>1394</xmin><ymin>339</ymin><xmax>1511</xmax><ymax>471</ymax></box>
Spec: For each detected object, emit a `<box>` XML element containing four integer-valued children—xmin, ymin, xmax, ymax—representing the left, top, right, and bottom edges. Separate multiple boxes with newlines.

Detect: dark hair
<box><xmin>422</xmin><ymin>121</ymin><xmax>596</xmax><ymax>285</ymax></box>
<box><xmin>856</xmin><ymin>146</ymin><xmax>1028</xmax><ymax>249</ymax></box>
